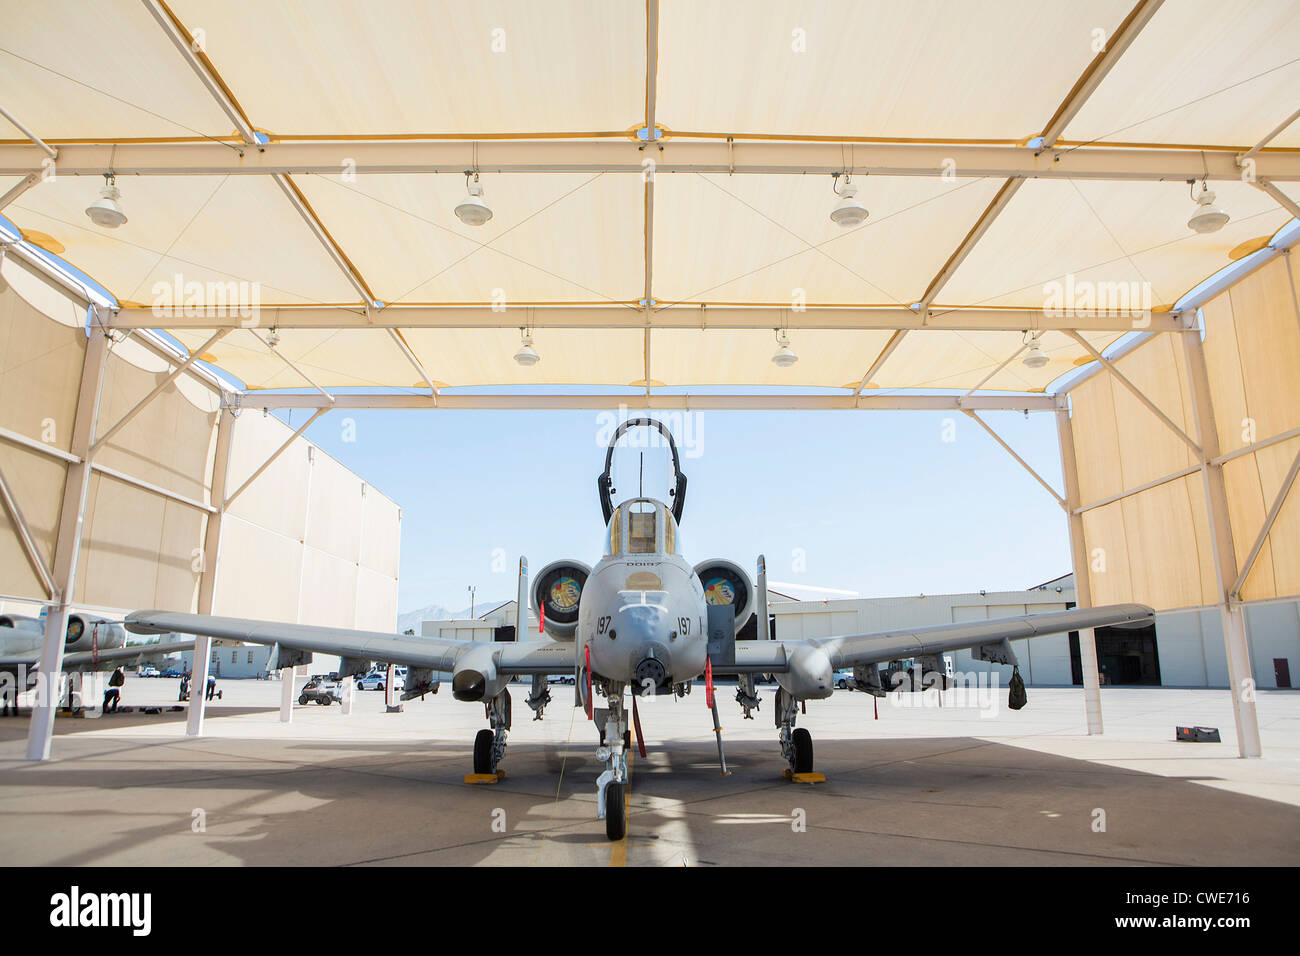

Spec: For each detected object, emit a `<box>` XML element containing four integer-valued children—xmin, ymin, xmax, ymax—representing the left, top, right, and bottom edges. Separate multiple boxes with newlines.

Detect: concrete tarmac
<box><xmin>1</xmin><ymin>677</ymin><xmax>1297</xmax><ymax>866</ymax></box>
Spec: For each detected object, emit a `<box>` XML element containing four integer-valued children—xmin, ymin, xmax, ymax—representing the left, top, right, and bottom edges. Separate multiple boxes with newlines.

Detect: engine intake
<box><xmin>533</xmin><ymin>560</ymin><xmax>590</xmax><ymax>640</ymax></box>
<box><xmin>694</xmin><ymin>559</ymin><xmax>754</xmax><ymax>635</ymax></box>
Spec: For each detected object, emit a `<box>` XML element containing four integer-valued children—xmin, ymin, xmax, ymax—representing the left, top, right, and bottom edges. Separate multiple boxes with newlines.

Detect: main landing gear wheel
<box><xmin>473</xmin><ymin>728</ymin><xmax>495</xmax><ymax>775</ymax></box>
<box><xmin>605</xmin><ymin>781</ymin><xmax>626</xmax><ymax>841</ymax></box>
<box><xmin>792</xmin><ymin>727</ymin><xmax>814</xmax><ymax>774</ymax></box>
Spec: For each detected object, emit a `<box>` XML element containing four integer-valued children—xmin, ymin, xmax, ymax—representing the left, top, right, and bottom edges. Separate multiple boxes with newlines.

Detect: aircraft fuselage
<box><xmin>577</xmin><ymin>547</ymin><xmax>709</xmax><ymax>692</ymax></box>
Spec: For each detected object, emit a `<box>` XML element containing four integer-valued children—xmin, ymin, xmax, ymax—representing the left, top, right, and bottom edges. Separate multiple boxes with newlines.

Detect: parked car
<box><xmin>357</xmin><ymin>670</ymin><xmax>404</xmax><ymax>692</ymax></box>
<box><xmin>160</xmin><ymin>667</ymin><xmax>181</xmax><ymax>678</ymax></box>
<box><xmin>833</xmin><ymin>669</ymin><xmax>853</xmax><ymax>689</ymax></box>
<box><xmin>137</xmin><ymin>665</ymin><xmax>160</xmax><ymax>678</ymax></box>
<box><xmin>548</xmin><ymin>673</ymin><xmax>577</xmax><ymax>684</ymax></box>
<box><xmin>298</xmin><ymin>675</ymin><xmax>342</xmax><ymax>705</ymax></box>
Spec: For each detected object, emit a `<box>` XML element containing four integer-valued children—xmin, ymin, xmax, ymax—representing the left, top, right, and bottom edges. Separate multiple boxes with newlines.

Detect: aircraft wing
<box><xmin>730</xmin><ymin>603</ymin><xmax>1153</xmax><ymax>672</ymax></box>
<box><xmin>0</xmin><ymin>640</ymin><xmax>196</xmax><ymax>673</ymax></box>
<box><xmin>125</xmin><ymin>611</ymin><xmax>572</xmax><ymax>676</ymax></box>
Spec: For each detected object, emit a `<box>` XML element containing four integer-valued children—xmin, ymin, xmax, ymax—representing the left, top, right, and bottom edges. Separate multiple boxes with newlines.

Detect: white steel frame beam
<box><xmin>1238</xmin><ymin>107</ymin><xmax>1300</xmax><ymax>166</ymax></box>
<box><xmin>1182</xmin><ymin>326</ymin><xmax>1261</xmax><ymax>757</ymax></box>
<box><xmin>1066</xmin><ymin>331</ymin><xmax>1202</xmax><ymax>456</ymax></box>
<box><xmin>92</xmin><ymin>463</ymin><xmax>215</xmax><ymax>515</ymax></box>
<box><xmin>25</xmin><ymin>330</ymin><xmax>109</xmax><ymax>760</ymax></box>
<box><xmin>90</xmin><ymin>328</ymin><xmax>227</xmax><ymax>454</ymax></box>
<box><xmin>0</xmin><ymin>426</ymin><xmax>216</xmax><ymax>516</ymax></box>
<box><xmin>387</xmin><ymin>328</ymin><xmax>438</xmax><ymax>399</ymax></box>
<box><xmin>230</xmin><ymin>393</ymin><xmax>1064</xmax><ymax>412</ymax></box>
<box><xmin>1064</xmin><ymin>422</ymin><xmax>1300</xmax><ymax>515</ymax></box>
<box><xmin>0</xmin><ymin>461</ymin><xmax>57</xmax><ymax>597</ymax></box>
<box><xmin>0</xmin><ymin>103</ymin><xmax>57</xmax><ymax>160</ymax></box>
<box><xmin>107</xmin><ymin>304</ymin><xmax>1190</xmax><ymax>333</ymax></box>
<box><xmin>247</xmin><ymin>329</ymin><xmax>335</xmax><ymax>403</ymax></box>
<box><xmin>271</xmin><ymin>172</ymin><xmax>377</xmax><ymax>305</ymax></box>
<box><xmin>961</xmin><ymin>410</ymin><xmax>1066</xmax><ymax>509</ymax></box>
<box><xmin>11</xmin><ymin>140</ymin><xmax>1299</xmax><ymax>182</ymax></box>
<box><xmin>0</xmin><ymin>173</ymin><xmax>40</xmax><ymax>212</ymax></box>
<box><xmin>223</xmin><ymin>408</ymin><xmax>328</xmax><ymax>508</ymax></box>
<box><xmin>187</xmin><ymin>406</ymin><xmax>234</xmax><ymax>737</ymax></box>
<box><xmin>641</xmin><ymin>0</ymin><xmax>660</xmax><ymax>397</ymax></box>
<box><xmin>1230</xmin><ymin>442</ymin><xmax>1300</xmax><ymax>601</ymax></box>
<box><xmin>1056</xmin><ymin>408</ymin><xmax>1105</xmax><ymax>735</ymax></box>
<box><xmin>142</xmin><ymin>0</ymin><xmax>257</xmax><ymax>144</ymax></box>
<box><xmin>0</xmin><ymin>425</ymin><xmax>80</xmax><ymax>465</ymax></box>
<box><xmin>852</xmin><ymin>329</ymin><xmax>909</xmax><ymax>400</ymax></box>
<box><xmin>1252</xmin><ymin>179</ymin><xmax>1300</xmax><ymax>221</ymax></box>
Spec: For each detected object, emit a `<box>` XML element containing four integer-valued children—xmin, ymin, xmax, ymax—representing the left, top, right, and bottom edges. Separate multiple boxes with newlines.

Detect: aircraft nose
<box><xmin>589</xmin><ymin>593</ymin><xmax>674</xmax><ymax>683</ymax></box>
<box><xmin>615</xmin><ymin>601</ymin><xmax>668</xmax><ymax>643</ymax></box>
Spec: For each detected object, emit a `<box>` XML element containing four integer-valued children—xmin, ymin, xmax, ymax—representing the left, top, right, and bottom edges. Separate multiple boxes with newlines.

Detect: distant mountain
<box><xmin>396</xmin><ymin>600</ymin><xmax>507</xmax><ymax>634</ymax></box>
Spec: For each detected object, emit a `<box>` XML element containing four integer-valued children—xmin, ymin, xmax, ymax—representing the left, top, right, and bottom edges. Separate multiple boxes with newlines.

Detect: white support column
<box><xmin>26</xmin><ymin>330</ymin><xmax>109</xmax><ymax>760</ymax></box>
<box><xmin>186</xmin><ymin>407</ymin><xmax>235</xmax><ymax>737</ymax></box>
<box><xmin>279</xmin><ymin>667</ymin><xmax>294</xmax><ymax>722</ymax></box>
<box><xmin>1182</xmin><ymin>329</ymin><xmax>1262</xmax><ymax>757</ymax></box>
<box><xmin>340</xmin><ymin>677</ymin><xmax>354</xmax><ymax>715</ymax></box>
<box><xmin>384</xmin><ymin>663</ymin><xmax>400</xmax><ymax>713</ymax></box>
<box><xmin>1056</xmin><ymin>408</ymin><xmax>1104</xmax><ymax>735</ymax></box>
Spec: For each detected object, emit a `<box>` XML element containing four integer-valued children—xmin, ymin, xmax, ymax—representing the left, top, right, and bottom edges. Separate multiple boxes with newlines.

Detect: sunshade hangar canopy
<box><xmin>1</xmin><ymin>0</ymin><xmax>1299</xmax><ymax>404</ymax></box>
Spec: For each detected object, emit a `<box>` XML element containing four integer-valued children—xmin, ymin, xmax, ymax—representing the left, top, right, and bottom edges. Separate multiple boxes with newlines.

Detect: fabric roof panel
<box><xmin>1062</xmin><ymin>0</ymin><xmax>1300</xmax><ymax>148</ymax></box>
<box><xmin>0</xmin><ymin>0</ymin><xmax>237</xmax><ymax>140</ymax></box>
<box><xmin>291</xmin><ymin>171</ymin><xmax>644</xmax><ymax>305</ymax></box>
<box><xmin>652</xmin><ymin>173</ymin><xmax>1005</xmax><ymax>306</ymax></box>
<box><xmin>166</xmin><ymin>0</ymin><xmax>646</xmax><ymax>136</ymax></box>
<box><xmin>657</xmin><ymin>0</ymin><xmax>1134</xmax><ymax>139</ymax></box>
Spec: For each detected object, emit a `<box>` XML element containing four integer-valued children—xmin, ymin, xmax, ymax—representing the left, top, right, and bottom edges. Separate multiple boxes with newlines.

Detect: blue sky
<box><xmin>288</xmin><ymin>406</ymin><xmax>1072</xmax><ymax>613</ymax></box>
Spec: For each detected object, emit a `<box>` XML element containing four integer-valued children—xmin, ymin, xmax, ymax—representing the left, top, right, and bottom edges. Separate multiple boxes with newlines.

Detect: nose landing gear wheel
<box><xmin>605</xmin><ymin>781</ymin><xmax>626</xmax><ymax>841</ymax></box>
<box><xmin>792</xmin><ymin>727</ymin><xmax>814</xmax><ymax>774</ymax></box>
<box><xmin>473</xmin><ymin>728</ymin><xmax>495</xmax><ymax>775</ymax></box>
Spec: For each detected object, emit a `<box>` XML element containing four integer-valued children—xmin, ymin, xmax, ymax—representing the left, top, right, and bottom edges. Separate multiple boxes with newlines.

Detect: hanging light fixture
<box><xmin>513</xmin><ymin>327</ymin><xmax>539</xmax><ymax>366</ymax></box>
<box><xmin>1022</xmin><ymin>332</ymin><xmax>1049</xmax><ymax>369</ymax></box>
<box><xmin>771</xmin><ymin>328</ymin><xmax>798</xmax><ymax>367</ymax></box>
<box><xmin>829</xmin><ymin>173</ymin><xmax>868</xmax><ymax>227</ymax></box>
<box><xmin>85</xmin><ymin>174</ymin><xmax>127</xmax><ymax>228</ymax></box>
<box><xmin>1187</xmin><ymin>179</ymin><xmax>1229</xmax><ymax>234</ymax></box>
<box><xmin>455</xmin><ymin>171</ymin><xmax>493</xmax><ymax>226</ymax></box>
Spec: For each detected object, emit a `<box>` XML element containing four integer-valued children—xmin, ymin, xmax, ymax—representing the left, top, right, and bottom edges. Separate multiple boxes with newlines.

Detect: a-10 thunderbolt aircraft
<box><xmin>128</xmin><ymin>418</ymin><xmax>1152</xmax><ymax>840</ymax></box>
<box><xmin>1</xmin><ymin>612</ymin><xmax>195</xmax><ymax>698</ymax></box>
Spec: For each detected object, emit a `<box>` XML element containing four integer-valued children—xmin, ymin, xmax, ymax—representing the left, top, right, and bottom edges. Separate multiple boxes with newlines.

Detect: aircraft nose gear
<box><xmin>735</xmin><ymin>674</ymin><xmax>760</xmax><ymax>719</ymax></box>
<box><xmin>775</xmin><ymin>686</ymin><xmax>814</xmax><ymax>775</ymax></box>
<box><xmin>595</xmin><ymin>681</ymin><xmax>629</xmax><ymax>841</ymax></box>
<box><xmin>526</xmin><ymin>675</ymin><xmax>551</xmax><ymax>721</ymax></box>
<box><xmin>471</xmin><ymin>688</ymin><xmax>512</xmax><ymax>778</ymax></box>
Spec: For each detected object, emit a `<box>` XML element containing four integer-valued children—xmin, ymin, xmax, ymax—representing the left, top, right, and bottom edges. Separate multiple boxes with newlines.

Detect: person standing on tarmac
<box><xmin>103</xmin><ymin>667</ymin><xmax>125</xmax><ymax>713</ymax></box>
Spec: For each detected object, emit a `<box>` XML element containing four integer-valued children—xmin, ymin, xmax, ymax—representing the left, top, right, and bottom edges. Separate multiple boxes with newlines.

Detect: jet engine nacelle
<box><xmin>451</xmin><ymin>644</ymin><xmax>510</xmax><ymax>702</ymax></box>
<box><xmin>777</xmin><ymin>643</ymin><xmax>834</xmax><ymax>701</ymax></box>
<box><xmin>693</xmin><ymin>560</ymin><xmax>754</xmax><ymax>635</ymax></box>
<box><xmin>533</xmin><ymin>560</ymin><xmax>590</xmax><ymax>641</ymax></box>
<box><xmin>1</xmin><ymin>614</ymin><xmax>125</xmax><ymax>651</ymax></box>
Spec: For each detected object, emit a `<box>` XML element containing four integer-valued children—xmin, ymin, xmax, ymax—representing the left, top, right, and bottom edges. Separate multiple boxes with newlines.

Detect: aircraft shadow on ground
<box><xmin>0</xmin><ymin>729</ymin><xmax>1296</xmax><ymax>866</ymax></box>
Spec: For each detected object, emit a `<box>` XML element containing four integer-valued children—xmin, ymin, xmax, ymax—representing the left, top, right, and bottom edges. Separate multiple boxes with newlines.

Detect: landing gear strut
<box><xmin>595</xmin><ymin>681</ymin><xmax>628</xmax><ymax>841</ymax></box>
<box><xmin>775</xmin><ymin>686</ymin><xmax>814</xmax><ymax>774</ymax></box>
<box><xmin>473</xmin><ymin>688</ymin><xmax>512</xmax><ymax>775</ymax></box>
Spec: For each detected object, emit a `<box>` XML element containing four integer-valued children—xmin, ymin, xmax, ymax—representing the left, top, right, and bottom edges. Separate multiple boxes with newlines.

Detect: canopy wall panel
<box><xmin>1200</xmin><ymin>256</ymin><xmax>1300</xmax><ymax>601</ymax></box>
